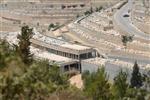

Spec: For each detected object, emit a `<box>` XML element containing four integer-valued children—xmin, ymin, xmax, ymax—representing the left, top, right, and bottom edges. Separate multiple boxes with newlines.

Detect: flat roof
<box><xmin>33</xmin><ymin>28</ymin><xmax>93</xmax><ymax>51</ymax></box>
<box><xmin>0</xmin><ymin>32</ymin><xmax>78</xmax><ymax>66</ymax></box>
<box><xmin>61</xmin><ymin>43</ymin><xmax>91</xmax><ymax>51</ymax></box>
<box><xmin>1</xmin><ymin>29</ymin><xmax>93</xmax><ymax>52</ymax></box>
<box><xmin>31</xmin><ymin>46</ymin><xmax>77</xmax><ymax>65</ymax></box>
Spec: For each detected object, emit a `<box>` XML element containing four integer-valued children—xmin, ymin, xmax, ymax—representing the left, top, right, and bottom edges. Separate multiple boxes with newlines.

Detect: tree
<box><xmin>48</xmin><ymin>87</ymin><xmax>91</xmax><ymax>100</ymax></box>
<box><xmin>84</xmin><ymin>7</ymin><xmax>94</xmax><ymax>16</ymax></box>
<box><xmin>0</xmin><ymin>56</ymin><xmax>69</xmax><ymax>100</ymax></box>
<box><xmin>90</xmin><ymin>7</ymin><xmax>93</xmax><ymax>13</ymax></box>
<box><xmin>95</xmin><ymin>6</ymin><xmax>103</xmax><ymax>12</ymax></box>
<box><xmin>82</xmin><ymin>67</ymin><xmax>112</xmax><ymax>100</ymax></box>
<box><xmin>121</xmin><ymin>35</ymin><xmax>133</xmax><ymax>48</ymax></box>
<box><xmin>48</xmin><ymin>23</ymin><xmax>55</xmax><ymax>31</ymax></box>
<box><xmin>84</xmin><ymin>11</ymin><xmax>91</xmax><ymax>15</ymax></box>
<box><xmin>0</xmin><ymin>31</ymin><xmax>70</xmax><ymax>100</ymax></box>
<box><xmin>122</xmin><ymin>35</ymin><xmax>128</xmax><ymax>47</ymax></box>
<box><xmin>130</xmin><ymin>61</ymin><xmax>143</xmax><ymax>88</ymax></box>
<box><xmin>95</xmin><ymin>7</ymin><xmax>99</xmax><ymax>12</ymax></box>
<box><xmin>49</xmin><ymin>65</ymin><xmax>69</xmax><ymax>90</ymax></box>
<box><xmin>16</xmin><ymin>25</ymin><xmax>33</xmax><ymax>65</ymax></box>
<box><xmin>0</xmin><ymin>40</ymin><xmax>24</xmax><ymax>70</ymax></box>
<box><xmin>143</xmin><ymin>70</ymin><xmax>150</xmax><ymax>91</ymax></box>
<box><xmin>112</xmin><ymin>70</ymin><xmax>128</xmax><ymax>99</ymax></box>
<box><xmin>0</xmin><ymin>40</ymin><xmax>9</xmax><ymax>68</ymax></box>
<box><xmin>1</xmin><ymin>38</ymin><xmax>150</xmax><ymax>100</ymax></box>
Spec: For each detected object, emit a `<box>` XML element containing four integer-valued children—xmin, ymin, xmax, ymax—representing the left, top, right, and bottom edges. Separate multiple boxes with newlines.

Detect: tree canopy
<box><xmin>112</xmin><ymin>70</ymin><xmax>128</xmax><ymax>99</ymax></box>
<box><xmin>82</xmin><ymin>68</ymin><xmax>112</xmax><ymax>100</ymax></box>
<box><xmin>0</xmin><ymin>25</ymin><xmax>149</xmax><ymax>100</ymax></box>
<box><xmin>16</xmin><ymin>25</ymin><xmax>33</xmax><ymax>65</ymax></box>
<box><xmin>130</xmin><ymin>61</ymin><xmax>143</xmax><ymax>88</ymax></box>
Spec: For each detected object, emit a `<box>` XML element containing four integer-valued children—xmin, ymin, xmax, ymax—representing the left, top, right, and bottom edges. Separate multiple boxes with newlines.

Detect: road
<box><xmin>64</xmin><ymin>0</ymin><xmax>150</xmax><ymax>65</ymax></box>
<box><xmin>64</xmin><ymin>30</ymin><xmax>150</xmax><ymax>65</ymax></box>
<box><xmin>114</xmin><ymin>0</ymin><xmax>150</xmax><ymax>40</ymax></box>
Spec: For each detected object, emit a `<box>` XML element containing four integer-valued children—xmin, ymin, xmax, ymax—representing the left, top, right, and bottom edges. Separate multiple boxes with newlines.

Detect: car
<box><xmin>123</xmin><ymin>14</ymin><xmax>129</xmax><ymax>17</ymax></box>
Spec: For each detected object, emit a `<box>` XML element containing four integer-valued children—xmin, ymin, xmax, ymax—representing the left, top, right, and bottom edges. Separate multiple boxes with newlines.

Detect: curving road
<box><xmin>114</xmin><ymin>0</ymin><xmax>150</xmax><ymax>40</ymax></box>
<box><xmin>65</xmin><ymin>0</ymin><xmax>150</xmax><ymax>65</ymax></box>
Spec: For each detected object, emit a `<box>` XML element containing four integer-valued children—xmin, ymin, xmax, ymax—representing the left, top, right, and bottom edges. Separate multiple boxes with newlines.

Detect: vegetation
<box><xmin>48</xmin><ymin>23</ymin><xmax>60</xmax><ymax>31</ymax></box>
<box><xmin>0</xmin><ymin>26</ymin><xmax>149</xmax><ymax>100</ymax></box>
<box><xmin>15</xmin><ymin>25</ymin><xmax>33</xmax><ymax>65</ymax></box>
<box><xmin>0</xmin><ymin>39</ymin><xmax>150</xmax><ymax>99</ymax></box>
<box><xmin>121</xmin><ymin>35</ymin><xmax>133</xmax><ymax>48</ymax></box>
<box><xmin>130</xmin><ymin>61</ymin><xmax>143</xmax><ymax>88</ymax></box>
<box><xmin>112</xmin><ymin>70</ymin><xmax>128</xmax><ymax>99</ymax></box>
<box><xmin>82</xmin><ymin>66</ymin><xmax>150</xmax><ymax>100</ymax></box>
<box><xmin>84</xmin><ymin>7</ymin><xmax>94</xmax><ymax>16</ymax></box>
<box><xmin>95</xmin><ymin>6</ymin><xmax>103</xmax><ymax>12</ymax></box>
<box><xmin>82</xmin><ymin>68</ymin><xmax>112</xmax><ymax>100</ymax></box>
<box><xmin>0</xmin><ymin>39</ymin><xmax>70</xmax><ymax>100</ymax></box>
<box><xmin>84</xmin><ymin>6</ymin><xmax>103</xmax><ymax>16</ymax></box>
<box><xmin>84</xmin><ymin>11</ymin><xmax>92</xmax><ymax>16</ymax></box>
<box><xmin>48</xmin><ymin>23</ymin><xmax>55</xmax><ymax>31</ymax></box>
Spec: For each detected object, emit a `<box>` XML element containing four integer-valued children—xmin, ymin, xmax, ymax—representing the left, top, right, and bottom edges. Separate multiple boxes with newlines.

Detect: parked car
<box><xmin>123</xmin><ymin>14</ymin><xmax>129</xmax><ymax>17</ymax></box>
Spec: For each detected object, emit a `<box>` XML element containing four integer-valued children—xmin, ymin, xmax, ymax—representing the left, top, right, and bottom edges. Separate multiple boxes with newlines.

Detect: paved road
<box><xmin>64</xmin><ymin>30</ymin><xmax>150</xmax><ymax>65</ymax></box>
<box><xmin>64</xmin><ymin>0</ymin><xmax>150</xmax><ymax>65</ymax></box>
<box><xmin>114</xmin><ymin>0</ymin><xmax>150</xmax><ymax>40</ymax></box>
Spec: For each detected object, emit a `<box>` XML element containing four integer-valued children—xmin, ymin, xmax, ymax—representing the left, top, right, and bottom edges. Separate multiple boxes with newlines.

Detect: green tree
<box><xmin>130</xmin><ymin>61</ymin><xmax>143</xmax><ymax>88</ymax></box>
<box><xmin>0</xmin><ymin>59</ymin><xmax>69</xmax><ymax>100</ymax></box>
<box><xmin>49</xmin><ymin>65</ymin><xmax>69</xmax><ymax>90</ymax></box>
<box><xmin>112</xmin><ymin>70</ymin><xmax>128</xmax><ymax>99</ymax></box>
<box><xmin>82</xmin><ymin>67</ymin><xmax>112</xmax><ymax>100</ymax></box>
<box><xmin>49</xmin><ymin>87</ymin><xmax>91</xmax><ymax>100</ymax></box>
<box><xmin>0</xmin><ymin>40</ymin><xmax>25</xmax><ymax>70</ymax></box>
<box><xmin>125</xmin><ymin>87</ymin><xmax>148</xmax><ymax>100</ymax></box>
<box><xmin>95</xmin><ymin>7</ymin><xmax>99</xmax><ymax>12</ymax></box>
<box><xmin>48</xmin><ymin>23</ymin><xmax>55</xmax><ymax>31</ymax></box>
<box><xmin>121</xmin><ymin>35</ymin><xmax>133</xmax><ymax>48</ymax></box>
<box><xmin>16</xmin><ymin>25</ymin><xmax>33</xmax><ymax>65</ymax></box>
<box><xmin>95</xmin><ymin>6</ymin><xmax>103</xmax><ymax>12</ymax></box>
<box><xmin>0</xmin><ymin>40</ymin><xmax>9</xmax><ymax>68</ymax></box>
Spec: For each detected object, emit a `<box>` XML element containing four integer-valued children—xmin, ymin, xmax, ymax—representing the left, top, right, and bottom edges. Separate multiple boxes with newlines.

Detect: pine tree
<box><xmin>16</xmin><ymin>25</ymin><xmax>33</xmax><ymax>65</ymax></box>
<box><xmin>0</xmin><ymin>40</ymin><xmax>9</xmax><ymax>68</ymax></box>
<box><xmin>130</xmin><ymin>61</ymin><xmax>143</xmax><ymax>88</ymax></box>
<box><xmin>83</xmin><ymin>67</ymin><xmax>112</xmax><ymax>100</ymax></box>
<box><xmin>0</xmin><ymin>40</ymin><xmax>21</xmax><ymax>69</ymax></box>
<box><xmin>112</xmin><ymin>70</ymin><xmax>128</xmax><ymax>99</ymax></box>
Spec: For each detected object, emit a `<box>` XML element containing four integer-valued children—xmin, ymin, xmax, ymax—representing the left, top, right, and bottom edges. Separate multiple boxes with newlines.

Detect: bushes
<box><xmin>0</xmin><ymin>57</ymin><xmax>69</xmax><ymax>99</ymax></box>
<box><xmin>121</xmin><ymin>35</ymin><xmax>133</xmax><ymax>48</ymax></box>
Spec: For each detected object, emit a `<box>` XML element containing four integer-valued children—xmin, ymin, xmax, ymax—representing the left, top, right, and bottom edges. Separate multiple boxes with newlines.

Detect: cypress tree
<box><xmin>130</xmin><ymin>61</ymin><xmax>143</xmax><ymax>88</ymax></box>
